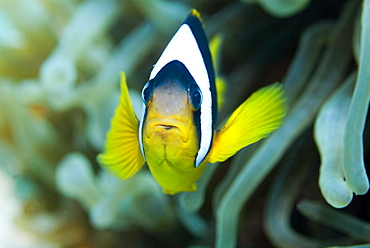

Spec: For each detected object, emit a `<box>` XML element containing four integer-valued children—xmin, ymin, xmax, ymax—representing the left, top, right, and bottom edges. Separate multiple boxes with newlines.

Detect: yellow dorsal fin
<box><xmin>210</xmin><ymin>34</ymin><xmax>223</xmax><ymax>74</ymax></box>
<box><xmin>216</xmin><ymin>75</ymin><xmax>227</xmax><ymax>111</ymax></box>
<box><xmin>97</xmin><ymin>72</ymin><xmax>144</xmax><ymax>179</ymax></box>
<box><xmin>209</xmin><ymin>83</ymin><xmax>287</xmax><ymax>163</ymax></box>
<box><xmin>190</xmin><ymin>9</ymin><xmax>203</xmax><ymax>23</ymax></box>
<box><xmin>210</xmin><ymin>34</ymin><xmax>227</xmax><ymax>110</ymax></box>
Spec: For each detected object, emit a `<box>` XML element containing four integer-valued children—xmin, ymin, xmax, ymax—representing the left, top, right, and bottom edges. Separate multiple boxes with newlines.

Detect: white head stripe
<box><xmin>138</xmin><ymin>103</ymin><xmax>146</xmax><ymax>159</ymax></box>
<box><xmin>149</xmin><ymin>24</ymin><xmax>213</xmax><ymax>166</ymax></box>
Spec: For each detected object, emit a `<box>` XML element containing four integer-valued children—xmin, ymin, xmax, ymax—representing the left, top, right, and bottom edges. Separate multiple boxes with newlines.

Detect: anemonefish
<box><xmin>98</xmin><ymin>9</ymin><xmax>287</xmax><ymax>194</ymax></box>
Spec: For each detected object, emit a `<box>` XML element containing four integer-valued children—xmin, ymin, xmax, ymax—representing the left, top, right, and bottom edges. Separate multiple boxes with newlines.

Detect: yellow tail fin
<box><xmin>209</xmin><ymin>83</ymin><xmax>287</xmax><ymax>163</ymax></box>
<box><xmin>97</xmin><ymin>73</ymin><xmax>144</xmax><ymax>179</ymax></box>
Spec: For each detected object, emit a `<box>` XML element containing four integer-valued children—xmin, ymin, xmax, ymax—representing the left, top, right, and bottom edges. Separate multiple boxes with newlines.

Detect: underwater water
<box><xmin>0</xmin><ymin>0</ymin><xmax>369</xmax><ymax>247</ymax></box>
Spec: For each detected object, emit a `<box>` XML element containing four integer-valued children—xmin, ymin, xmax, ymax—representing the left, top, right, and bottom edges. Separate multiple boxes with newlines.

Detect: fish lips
<box><xmin>145</xmin><ymin>117</ymin><xmax>189</xmax><ymax>143</ymax></box>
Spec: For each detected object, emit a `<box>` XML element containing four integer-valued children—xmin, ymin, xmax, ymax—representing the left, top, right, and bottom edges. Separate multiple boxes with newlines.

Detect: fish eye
<box><xmin>188</xmin><ymin>83</ymin><xmax>202</xmax><ymax>111</ymax></box>
<box><xmin>142</xmin><ymin>81</ymin><xmax>153</xmax><ymax>105</ymax></box>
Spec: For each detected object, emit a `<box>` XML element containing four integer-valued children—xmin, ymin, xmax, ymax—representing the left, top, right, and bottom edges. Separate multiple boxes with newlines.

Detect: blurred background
<box><xmin>0</xmin><ymin>0</ymin><xmax>369</xmax><ymax>247</ymax></box>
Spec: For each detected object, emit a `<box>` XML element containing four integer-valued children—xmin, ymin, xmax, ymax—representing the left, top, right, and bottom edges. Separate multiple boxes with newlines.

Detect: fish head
<box><xmin>142</xmin><ymin>78</ymin><xmax>201</xmax><ymax>172</ymax></box>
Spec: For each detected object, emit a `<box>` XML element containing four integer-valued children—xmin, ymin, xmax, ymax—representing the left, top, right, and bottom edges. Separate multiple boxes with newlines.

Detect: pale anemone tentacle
<box><xmin>315</xmin><ymin>73</ymin><xmax>356</xmax><ymax>208</ymax></box>
<box><xmin>343</xmin><ymin>0</ymin><xmax>370</xmax><ymax>195</ymax></box>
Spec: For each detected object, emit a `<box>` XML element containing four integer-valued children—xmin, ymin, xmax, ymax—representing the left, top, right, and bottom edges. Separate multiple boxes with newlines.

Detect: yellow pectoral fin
<box><xmin>209</xmin><ymin>83</ymin><xmax>287</xmax><ymax>163</ymax></box>
<box><xmin>97</xmin><ymin>72</ymin><xmax>144</xmax><ymax>180</ymax></box>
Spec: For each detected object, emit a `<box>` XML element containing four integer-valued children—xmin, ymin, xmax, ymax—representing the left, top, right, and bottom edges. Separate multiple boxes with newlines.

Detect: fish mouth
<box><xmin>145</xmin><ymin>117</ymin><xmax>189</xmax><ymax>142</ymax></box>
